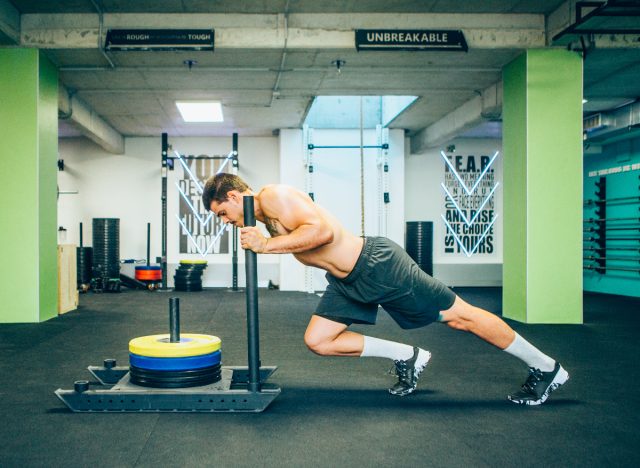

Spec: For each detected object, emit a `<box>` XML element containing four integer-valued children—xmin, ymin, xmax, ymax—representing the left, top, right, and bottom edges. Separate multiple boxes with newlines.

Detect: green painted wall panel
<box><xmin>526</xmin><ymin>50</ymin><xmax>582</xmax><ymax>323</ymax></box>
<box><xmin>502</xmin><ymin>54</ymin><xmax>528</xmax><ymax>322</ymax></box>
<box><xmin>0</xmin><ymin>49</ymin><xmax>58</xmax><ymax>323</ymax></box>
<box><xmin>38</xmin><ymin>52</ymin><xmax>59</xmax><ymax>322</ymax></box>
<box><xmin>502</xmin><ymin>50</ymin><xmax>583</xmax><ymax>324</ymax></box>
<box><xmin>0</xmin><ymin>49</ymin><xmax>39</xmax><ymax>322</ymax></box>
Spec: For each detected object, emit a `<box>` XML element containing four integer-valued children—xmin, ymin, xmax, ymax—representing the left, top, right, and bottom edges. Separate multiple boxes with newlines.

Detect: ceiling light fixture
<box><xmin>176</xmin><ymin>101</ymin><xmax>224</xmax><ymax>122</ymax></box>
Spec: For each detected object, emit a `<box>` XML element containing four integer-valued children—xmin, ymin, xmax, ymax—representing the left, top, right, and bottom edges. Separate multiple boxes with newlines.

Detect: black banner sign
<box><xmin>355</xmin><ymin>29</ymin><xmax>467</xmax><ymax>52</ymax></box>
<box><xmin>106</xmin><ymin>29</ymin><xmax>214</xmax><ymax>51</ymax></box>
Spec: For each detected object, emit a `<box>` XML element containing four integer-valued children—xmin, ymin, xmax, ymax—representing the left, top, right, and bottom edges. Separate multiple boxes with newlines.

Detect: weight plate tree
<box><xmin>173</xmin><ymin>260</ymin><xmax>207</xmax><ymax>292</ymax></box>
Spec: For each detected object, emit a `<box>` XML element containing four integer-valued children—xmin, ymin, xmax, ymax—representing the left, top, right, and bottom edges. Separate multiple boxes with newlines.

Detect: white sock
<box><xmin>361</xmin><ymin>336</ymin><xmax>414</xmax><ymax>361</ymax></box>
<box><xmin>503</xmin><ymin>333</ymin><xmax>555</xmax><ymax>372</ymax></box>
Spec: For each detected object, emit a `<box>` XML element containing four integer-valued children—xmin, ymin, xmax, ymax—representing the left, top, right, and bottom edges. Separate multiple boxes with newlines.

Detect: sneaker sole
<box><xmin>388</xmin><ymin>350</ymin><xmax>432</xmax><ymax>397</ymax></box>
<box><xmin>508</xmin><ymin>365</ymin><xmax>570</xmax><ymax>406</ymax></box>
<box><xmin>388</xmin><ymin>387</ymin><xmax>416</xmax><ymax>397</ymax></box>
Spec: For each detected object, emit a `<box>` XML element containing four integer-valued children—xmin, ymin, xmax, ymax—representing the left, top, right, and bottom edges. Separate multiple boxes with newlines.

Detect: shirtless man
<box><xmin>203</xmin><ymin>173</ymin><xmax>569</xmax><ymax>405</ymax></box>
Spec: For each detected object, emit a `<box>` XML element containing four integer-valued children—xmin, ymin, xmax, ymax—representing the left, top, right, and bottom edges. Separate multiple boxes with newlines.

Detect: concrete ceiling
<box><xmin>2</xmin><ymin>0</ymin><xmax>639</xmax><ymax>153</ymax></box>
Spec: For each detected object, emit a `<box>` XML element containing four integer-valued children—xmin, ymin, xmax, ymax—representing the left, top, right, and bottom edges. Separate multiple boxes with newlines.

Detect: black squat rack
<box><xmin>55</xmin><ymin>197</ymin><xmax>281</xmax><ymax>412</ymax></box>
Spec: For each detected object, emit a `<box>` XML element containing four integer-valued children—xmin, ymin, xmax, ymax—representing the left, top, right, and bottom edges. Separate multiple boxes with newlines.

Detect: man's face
<box><xmin>210</xmin><ymin>193</ymin><xmax>244</xmax><ymax>227</ymax></box>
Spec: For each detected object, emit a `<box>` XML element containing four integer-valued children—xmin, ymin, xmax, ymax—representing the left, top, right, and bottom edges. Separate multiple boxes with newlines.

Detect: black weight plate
<box><xmin>175</xmin><ymin>269</ymin><xmax>206</xmax><ymax>275</ymax></box>
<box><xmin>174</xmin><ymin>269</ymin><xmax>204</xmax><ymax>275</ymax></box>
<box><xmin>174</xmin><ymin>286</ymin><xmax>203</xmax><ymax>292</ymax></box>
<box><xmin>129</xmin><ymin>373</ymin><xmax>220</xmax><ymax>388</ymax></box>
<box><xmin>175</xmin><ymin>268</ymin><xmax>204</xmax><ymax>274</ymax></box>
<box><xmin>173</xmin><ymin>277</ymin><xmax>203</xmax><ymax>284</ymax></box>
<box><xmin>129</xmin><ymin>366</ymin><xmax>221</xmax><ymax>388</ymax></box>
<box><xmin>130</xmin><ymin>369</ymin><xmax>221</xmax><ymax>384</ymax></box>
<box><xmin>130</xmin><ymin>363</ymin><xmax>221</xmax><ymax>379</ymax></box>
<box><xmin>173</xmin><ymin>281</ymin><xmax>203</xmax><ymax>287</ymax></box>
<box><xmin>175</xmin><ymin>275</ymin><xmax>204</xmax><ymax>280</ymax></box>
<box><xmin>173</xmin><ymin>282</ymin><xmax>203</xmax><ymax>288</ymax></box>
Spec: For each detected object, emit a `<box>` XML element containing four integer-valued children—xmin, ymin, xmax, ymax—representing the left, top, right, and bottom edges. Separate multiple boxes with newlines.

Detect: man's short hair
<box><xmin>202</xmin><ymin>173</ymin><xmax>250</xmax><ymax>211</ymax></box>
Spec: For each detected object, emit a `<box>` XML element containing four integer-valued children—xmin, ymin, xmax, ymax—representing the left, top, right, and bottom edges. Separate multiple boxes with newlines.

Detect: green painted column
<box><xmin>502</xmin><ymin>49</ymin><xmax>583</xmax><ymax>324</ymax></box>
<box><xmin>0</xmin><ymin>49</ymin><xmax>58</xmax><ymax>323</ymax></box>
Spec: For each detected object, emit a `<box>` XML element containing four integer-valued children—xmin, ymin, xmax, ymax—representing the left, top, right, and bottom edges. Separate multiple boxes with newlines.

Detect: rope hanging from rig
<box><xmin>360</xmin><ymin>96</ymin><xmax>365</xmax><ymax>237</ymax></box>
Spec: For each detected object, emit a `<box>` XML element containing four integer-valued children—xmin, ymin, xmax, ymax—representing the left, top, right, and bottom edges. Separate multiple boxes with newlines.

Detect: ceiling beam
<box><xmin>59</xmin><ymin>83</ymin><xmax>125</xmax><ymax>154</ymax></box>
<box><xmin>547</xmin><ymin>0</ymin><xmax>580</xmax><ymax>44</ymax></box>
<box><xmin>410</xmin><ymin>81</ymin><xmax>502</xmax><ymax>153</ymax></box>
<box><xmin>20</xmin><ymin>13</ymin><xmax>545</xmax><ymax>49</ymax></box>
<box><xmin>588</xmin><ymin>35</ymin><xmax>640</xmax><ymax>49</ymax></box>
<box><xmin>548</xmin><ymin>0</ymin><xmax>640</xmax><ymax>48</ymax></box>
<box><xmin>0</xmin><ymin>0</ymin><xmax>20</xmax><ymax>44</ymax></box>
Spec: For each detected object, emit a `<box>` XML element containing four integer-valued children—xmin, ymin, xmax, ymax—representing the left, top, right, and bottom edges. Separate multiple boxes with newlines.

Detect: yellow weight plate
<box><xmin>129</xmin><ymin>333</ymin><xmax>221</xmax><ymax>358</ymax></box>
<box><xmin>179</xmin><ymin>259</ymin><xmax>208</xmax><ymax>265</ymax></box>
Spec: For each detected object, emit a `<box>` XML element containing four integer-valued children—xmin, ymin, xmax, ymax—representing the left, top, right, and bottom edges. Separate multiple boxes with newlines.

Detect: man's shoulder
<box><xmin>260</xmin><ymin>184</ymin><xmax>297</xmax><ymax>197</ymax></box>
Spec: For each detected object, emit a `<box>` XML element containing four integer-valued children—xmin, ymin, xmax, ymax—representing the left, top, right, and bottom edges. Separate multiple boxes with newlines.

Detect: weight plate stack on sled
<box><xmin>129</xmin><ymin>327</ymin><xmax>223</xmax><ymax>388</ymax></box>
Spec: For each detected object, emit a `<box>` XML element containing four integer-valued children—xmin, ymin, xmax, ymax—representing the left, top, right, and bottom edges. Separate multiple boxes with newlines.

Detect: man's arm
<box><xmin>241</xmin><ymin>185</ymin><xmax>333</xmax><ymax>254</ymax></box>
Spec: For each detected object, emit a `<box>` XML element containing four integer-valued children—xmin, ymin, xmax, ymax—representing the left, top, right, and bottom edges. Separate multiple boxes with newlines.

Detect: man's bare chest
<box><xmin>263</xmin><ymin>217</ymin><xmax>288</xmax><ymax>237</ymax></box>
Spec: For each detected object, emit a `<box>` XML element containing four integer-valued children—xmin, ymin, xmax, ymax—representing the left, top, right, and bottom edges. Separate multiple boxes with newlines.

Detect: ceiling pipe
<box><xmin>584</xmin><ymin>99</ymin><xmax>640</xmax><ymax>143</ymax></box>
<box><xmin>72</xmin><ymin>87</ymin><xmax>479</xmax><ymax>94</ymax></box>
<box><xmin>58</xmin><ymin>86</ymin><xmax>75</xmax><ymax>120</ymax></box>
<box><xmin>58</xmin><ymin>66</ymin><xmax>501</xmax><ymax>73</ymax></box>
<box><xmin>58</xmin><ymin>83</ymin><xmax>124</xmax><ymax>154</ymax></box>
<box><xmin>89</xmin><ymin>0</ymin><xmax>115</xmax><ymax>69</ymax></box>
<box><xmin>268</xmin><ymin>0</ymin><xmax>291</xmax><ymax>108</ymax></box>
<box><xmin>410</xmin><ymin>81</ymin><xmax>503</xmax><ymax>152</ymax></box>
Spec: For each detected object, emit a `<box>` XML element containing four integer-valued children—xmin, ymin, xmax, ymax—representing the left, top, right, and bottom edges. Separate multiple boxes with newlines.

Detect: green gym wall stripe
<box><xmin>0</xmin><ymin>49</ymin><xmax>58</xmax><ymax>323</ymax></box>
<box><xmin>503</xmin><ymin>49</ymin><xmax>583</xmax><ymax>324</ymax></box>
<box><xmin>38</xmin><ymin>53</ymin><xmax>59</xmax><ymax>322</ymax></box>
<box><xmin>502</xmin><ymin>54</ymin><xmax>528</xmax><ymax>323</ymax></box>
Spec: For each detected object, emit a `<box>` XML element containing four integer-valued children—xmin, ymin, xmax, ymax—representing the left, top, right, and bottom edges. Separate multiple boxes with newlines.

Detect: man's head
<box><xmin>202</xmin><ymin>173</ymin><xmax>251</xmax><ymax>226</ymax></box>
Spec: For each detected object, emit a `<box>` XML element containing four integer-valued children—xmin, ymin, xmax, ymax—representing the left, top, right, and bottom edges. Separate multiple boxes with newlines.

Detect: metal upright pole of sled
<box><xmin>244</xmin><ymin>196</ymin><xmax>261</xmax><ymax>392</ymax></box>
<box><xmin>160</xmin><ymin>133</ymin><xmax>169</xmax><ymax>290</ymax></box>
<box><xmin>232</xmin><ymin>133</ymin><xmax>240</xmax><ymax>291</ymax></box>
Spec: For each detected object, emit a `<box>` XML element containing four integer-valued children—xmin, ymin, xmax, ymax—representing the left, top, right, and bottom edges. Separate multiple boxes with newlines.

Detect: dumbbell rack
<box><xmin>55</xmin><ymin>196</ymin><xmax>281</xmax><ymax>412</ymax></box>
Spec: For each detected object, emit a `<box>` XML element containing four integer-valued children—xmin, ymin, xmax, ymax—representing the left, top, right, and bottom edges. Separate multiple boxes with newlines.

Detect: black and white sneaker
<box><xmin>388</xmin><ymin>347</ymin><xmax>431</xmax><ymax>397</ymax></box>
<box><xmin>508</xmin><ymin>362</ymin><xmax>569</xmax><ymax>406</ymax></box>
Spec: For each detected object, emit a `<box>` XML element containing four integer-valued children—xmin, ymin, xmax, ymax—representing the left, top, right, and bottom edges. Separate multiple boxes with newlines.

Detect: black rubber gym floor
<box><xmin>0</xmin><ymin>287</ymin><xmax>638</xmax><ymax>467</ymax></box>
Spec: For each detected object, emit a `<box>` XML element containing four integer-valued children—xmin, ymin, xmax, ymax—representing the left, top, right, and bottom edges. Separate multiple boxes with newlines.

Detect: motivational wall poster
<box><xmin>440</xmin><ymin>150</ymin><xmax>499</xmax><ymax>257</ymax></box>
<box><xmin>177</xmin><ymin>156</ymin><xmax>229</xmax><ymax>256</ymax></box>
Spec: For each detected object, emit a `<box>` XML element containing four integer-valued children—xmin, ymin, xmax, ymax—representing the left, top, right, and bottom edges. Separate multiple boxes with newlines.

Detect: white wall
<box><xmin>278</xmin><ymin>129</ymin><xmax>308</xmax><ymax>292</ymax></box>
<box><xmin>279</xmin><ymin>128</ymin><xmax>405</xmax><ymax>291</ymax></box>
<box><xmin>58</xmin><ymin>133</ymin><xmax>502</xmax><ymax>291</ymax></box>
<box><xmin>405</xmin><ymin>138</ymin><xmax>503</xmax><ymax>286</ymax></box>
<box><xmin>57</xmin><ymin>136</ymin><xmax>280</xmax><ymax>287</ymax></box>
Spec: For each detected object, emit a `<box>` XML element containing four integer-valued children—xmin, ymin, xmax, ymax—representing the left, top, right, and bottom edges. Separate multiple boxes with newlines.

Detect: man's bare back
<box><xmin>209</xmin><ymin>183</ymin><xmax>363</xmax><ymax>279</ymax></box>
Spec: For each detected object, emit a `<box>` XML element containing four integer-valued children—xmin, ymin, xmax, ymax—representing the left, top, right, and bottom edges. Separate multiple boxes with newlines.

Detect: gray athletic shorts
<box><xmin>315</xmin><ymin>237</ymin><xmax>457</xmax><ymax>329</ymax></box>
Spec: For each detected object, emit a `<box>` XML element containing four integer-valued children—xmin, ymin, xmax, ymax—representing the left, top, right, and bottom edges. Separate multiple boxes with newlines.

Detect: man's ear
<box><xmin>227</xmin><ymin>190</ymin><xmax>240</xmax><ymax>202</ymax></box>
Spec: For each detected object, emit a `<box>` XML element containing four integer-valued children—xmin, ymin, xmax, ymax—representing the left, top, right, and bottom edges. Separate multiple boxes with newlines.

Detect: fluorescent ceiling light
<box><xmin>176</xmin><ymin>101</ymin><xmax>223</xmax><ymax>122</ymax></box>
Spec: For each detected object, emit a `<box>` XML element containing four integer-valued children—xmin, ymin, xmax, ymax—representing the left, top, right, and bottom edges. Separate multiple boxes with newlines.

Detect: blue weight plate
<box><xmin>129</xmin><ymin>350</ymin><xmax>221</xmax><ymax>370</ymax></box>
